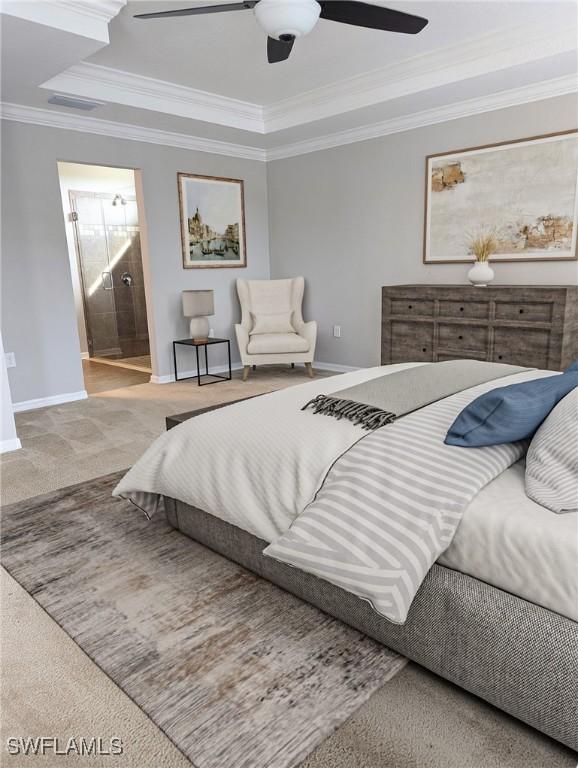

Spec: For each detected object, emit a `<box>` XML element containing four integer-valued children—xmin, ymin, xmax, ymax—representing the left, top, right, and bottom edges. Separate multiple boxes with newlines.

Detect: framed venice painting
<box><xmin>423</xmin><ymin>130</ymin><xmax>578</xmax><ymax>263</ymax></box>
<box><xmin>178</xmin><ymin>173</ymin><xmax>247</xmax><ymax>269</ymax></box>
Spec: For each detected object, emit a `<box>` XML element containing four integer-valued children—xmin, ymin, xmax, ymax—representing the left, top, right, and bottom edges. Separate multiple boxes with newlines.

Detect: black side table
<box><xmin>173</xmin><ymin>338</ymin><xmax>232</xmax><ymax>386</ymax></box>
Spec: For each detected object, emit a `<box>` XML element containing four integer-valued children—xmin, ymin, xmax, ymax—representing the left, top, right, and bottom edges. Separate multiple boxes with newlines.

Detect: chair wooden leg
<box><xmin>305</xmin><ymin>363</ymin><xmax>314</xmax><ymax>378</ymax></box>
<box><xmin>242</xmin><ymin>366</ymin><xmax>250</xmax><ymax>381</ymax></box>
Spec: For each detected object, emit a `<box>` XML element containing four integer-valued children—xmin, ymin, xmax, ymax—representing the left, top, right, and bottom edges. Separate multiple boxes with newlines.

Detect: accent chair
<box><xmin>235</xmin><ymin>277</ymin><xmax>317</xmax><ymax>380</ymax></box>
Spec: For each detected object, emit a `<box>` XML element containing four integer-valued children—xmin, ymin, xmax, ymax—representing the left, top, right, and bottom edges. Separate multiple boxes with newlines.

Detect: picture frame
<box><xmin>178</xmin><ymin>172</ymin><xmax>247</xmax><ymax>269</ymax></box>
<box><xmin>423</xmin><ymin>130</ymin><xmax>578</xmax><ymax>264</ymax></box>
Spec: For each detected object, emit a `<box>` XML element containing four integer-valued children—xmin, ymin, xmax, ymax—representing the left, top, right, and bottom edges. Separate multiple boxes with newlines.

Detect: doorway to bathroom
<box><xmin>58</xmin><ymin>162</ymin><xmax>152</xmax><ymax>392</ymax></box>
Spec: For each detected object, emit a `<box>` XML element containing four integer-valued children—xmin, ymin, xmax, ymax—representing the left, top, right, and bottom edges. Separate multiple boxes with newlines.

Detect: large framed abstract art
<box><xmin>423</xmin><ymin>130</ymin><xmax>578</xmax><ymax>263</ymax></box>
<box><xmin>178</xmin><ymin>173</ymin><xmax>247</xmax><ymax>269</ymax></box>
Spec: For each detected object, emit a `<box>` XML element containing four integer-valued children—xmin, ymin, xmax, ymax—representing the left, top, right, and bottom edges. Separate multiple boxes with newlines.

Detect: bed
<box><xmin>115</xmin><ymin>364</ymin><xmax>578</xmax><ymax>751</ymax></box>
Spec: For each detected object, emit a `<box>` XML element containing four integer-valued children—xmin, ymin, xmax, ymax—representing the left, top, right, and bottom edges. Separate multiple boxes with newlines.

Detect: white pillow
<box><xmin>525</xmin><ymin>388</ymin><xmax>578</xmax><ymax>513</ymax></box>
<box><xmin>250</xmin><ymin>311</ymin><xmax>295</xmax><ymax>336</ymax></box>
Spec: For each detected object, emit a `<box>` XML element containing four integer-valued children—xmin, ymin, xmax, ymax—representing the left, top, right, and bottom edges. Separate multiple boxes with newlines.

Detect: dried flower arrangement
<box><xmin>467</xmin><ymin>229</ymin><xmax>497</xmax><ymax>262</ymax></box>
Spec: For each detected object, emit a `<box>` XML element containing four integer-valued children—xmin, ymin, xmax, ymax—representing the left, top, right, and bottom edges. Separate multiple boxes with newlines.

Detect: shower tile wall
<box><xmin>105</xmin><ymin>199</ymin><xmax>149</xmax><ymax>358</ymax></box>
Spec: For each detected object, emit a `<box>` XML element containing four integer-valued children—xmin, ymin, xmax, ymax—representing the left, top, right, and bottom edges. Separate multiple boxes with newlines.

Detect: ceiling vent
<box><xmin>47</xmin><ymin>94</ymin><xmax>105</xmax><ymax>111</ymax></box>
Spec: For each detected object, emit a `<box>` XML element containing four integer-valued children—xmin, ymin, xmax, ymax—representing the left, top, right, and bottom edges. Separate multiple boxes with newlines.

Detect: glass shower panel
<box><xmin>125</xmin><ymin>201</ymin><xmax>149</xmax><ymax>352</ymax></box>
<box><xmin>72</xmin><ymin>192</ymin><xmax>149</xmax><ymax>361</ymax></box>
<box><xmin>73</xmin><ymin>194</ymin><xmax>120</xmax><ymax>358</ymax></box>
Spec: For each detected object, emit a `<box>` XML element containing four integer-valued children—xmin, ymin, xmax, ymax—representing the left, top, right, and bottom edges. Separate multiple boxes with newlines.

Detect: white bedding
<box><xmin>440</xmin><ymin>459</ymin><xmax>578</xmax><ymax>622</ymax></box>
<box><xmin>115</xmin><ymin>363</ymin><xmax>578</xmax><ymax>622</ymax></box>
<box><xmin>114</xmin><ymin>363</ymin><xmax>424</xmax><ymax>541</ymax></box>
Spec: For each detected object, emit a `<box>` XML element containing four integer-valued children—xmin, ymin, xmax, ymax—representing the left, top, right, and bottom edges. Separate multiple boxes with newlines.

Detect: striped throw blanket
<box><xmin>264</xmin><ymin>376</ymin><xmax>537</xmax><ymax>624</ymax></box>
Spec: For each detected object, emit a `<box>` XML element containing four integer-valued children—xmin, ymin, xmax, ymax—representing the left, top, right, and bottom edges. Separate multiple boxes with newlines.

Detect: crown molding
<box><xmin>266</xmin><ymin>74</ymin><xmax>578</xmax><ymax>161</ymax></box>
<box><xmin>37</xmin><ymin>21</ymin><xmax>576</xmax><ymax>135</ymax></box>
<box><xmin>52</xmin><ymin>1</ymin><xmax>127</xmax><ymax>24</ymax></box>
<box><xmin>2</xmin><ymin>74</ymin><xmax>576</xmax><ymax>164</ymax></box>
<box><xmin>0</xmin><ymin>102</ymin><xmax>267</xmax><ymax>162</ymax></box>
<box><xmin>42</xmin><ymin>62</ymin><xmax>265</xmax><ymax>134</ymax></box>
<box><xmin>264</xmin><ymin>22</ymin><xmax>578</xmax><ymax>132</ymax></box>
<box><xmin>0</xmin><ymin>0</ymin><xmax>126</xmax><ymax>43</ymax></box>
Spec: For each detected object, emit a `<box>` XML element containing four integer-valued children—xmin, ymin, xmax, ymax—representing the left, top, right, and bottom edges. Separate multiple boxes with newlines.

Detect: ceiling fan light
<box><xmin>254</xmin><ymin>0</ymin><xmax>320</xmax><ymax>40</ymax></box>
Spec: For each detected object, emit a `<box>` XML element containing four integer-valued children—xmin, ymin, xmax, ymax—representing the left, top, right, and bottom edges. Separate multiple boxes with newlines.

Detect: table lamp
<box><xmin>182</xmin><ymin>289</ymin><xmax>214</xmax><ymax>341</ymax></box>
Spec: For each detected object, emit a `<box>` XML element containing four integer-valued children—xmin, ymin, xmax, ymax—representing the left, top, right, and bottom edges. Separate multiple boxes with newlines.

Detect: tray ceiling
<box><xmin>1</xmin><ymin>0</ymin><xmax>577</xmax><ymax>156</ymax></box>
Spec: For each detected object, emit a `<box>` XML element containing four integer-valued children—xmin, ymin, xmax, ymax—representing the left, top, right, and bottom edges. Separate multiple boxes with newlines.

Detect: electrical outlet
<box><xmin>208</xmin><ymin>328</ymin><xmax>215</xmax><ymax>338</ymax></box>
<box><xmin>4</xmin><ymin>352</ymin><xmax>16</xmax><ymax>368</ymax></box>
<box><xmin>333</xmin><ymin>325</ymin><xmax>341</xmax><ymax>338</ymax></box>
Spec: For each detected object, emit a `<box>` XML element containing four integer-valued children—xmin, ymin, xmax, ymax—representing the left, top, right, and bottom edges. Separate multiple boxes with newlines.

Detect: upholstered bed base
<box><xmin>165</xmin><ymin>496</ymin><xmax>578</xmax><ymax>751</ymax></box>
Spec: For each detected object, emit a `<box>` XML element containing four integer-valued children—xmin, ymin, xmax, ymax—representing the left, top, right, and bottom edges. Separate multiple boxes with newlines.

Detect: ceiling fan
<box><xmin>134</xmin><ymin>1</ymin><xmax>428</xmax><ymax>63</ymax></box>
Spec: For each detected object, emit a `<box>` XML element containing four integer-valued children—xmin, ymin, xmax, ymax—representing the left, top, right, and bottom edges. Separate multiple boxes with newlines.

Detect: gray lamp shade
<box><xmin>182</xmin><ymin>290</ymin><xmax>214</xmax><ymax>318</ymax></box>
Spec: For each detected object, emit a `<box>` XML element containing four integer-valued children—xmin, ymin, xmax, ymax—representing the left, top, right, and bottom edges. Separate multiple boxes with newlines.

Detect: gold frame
<box><xmin>178</xmin><ymin>172</ymin><xmax>247</xmax><ymax>269</ymax></box>
<box><xmin>423</xmin><ymin>129</ymin><xmax>578</xmax><ymax>264</ymax></box>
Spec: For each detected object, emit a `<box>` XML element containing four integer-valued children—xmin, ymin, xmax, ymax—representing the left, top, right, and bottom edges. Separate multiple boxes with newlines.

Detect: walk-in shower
<box><xmin>58</xmin><ymin>163</ymin><xmax>151</xmax><ymax>373</ymax></box>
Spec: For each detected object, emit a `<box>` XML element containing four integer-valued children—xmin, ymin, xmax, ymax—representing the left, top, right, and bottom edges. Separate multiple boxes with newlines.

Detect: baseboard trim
<box><xmin>314</xmin><ymin>361</ymin><xmax>361</xmax><ymax>373</ymax></box>
<box><xmin>0</xmin><ymin>437</ymin><xmax>22</xmax><ymax>453</ymax></box>
<box><xmin>150</xmin><ymin>361</ymin><xmax>359</xmax><ymax>383</ymax></box>
<box><xmin>150</xmin><ymin>363</ymin><xmax>243</xmax><ymax>385</ymax></box>
<box><xmin>13</xmin><ymin>390</ymin><xmax>88</xmax><ymax>413</ymax></box>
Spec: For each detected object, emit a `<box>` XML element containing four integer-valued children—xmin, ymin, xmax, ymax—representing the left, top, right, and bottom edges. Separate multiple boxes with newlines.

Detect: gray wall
<box><xmin>268</xmin><ymin>95</ymin><xmax>578</xmax><ymax>368</ymax></box>
<box><xmin>1</xmin><ymin>122</ymin><xmax>269</xmax><ymax>403</ymax></box>
<box><xmin>3</xmin><ymin>94</ymin><xmax>578</xmax><ymax>405</ymax></box>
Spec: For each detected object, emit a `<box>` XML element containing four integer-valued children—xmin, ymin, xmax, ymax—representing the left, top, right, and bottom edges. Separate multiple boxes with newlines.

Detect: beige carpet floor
<box><xmin>1</xmin><ymin>365</ymin><xmax>576</xmax><ymax>768</ymax></box>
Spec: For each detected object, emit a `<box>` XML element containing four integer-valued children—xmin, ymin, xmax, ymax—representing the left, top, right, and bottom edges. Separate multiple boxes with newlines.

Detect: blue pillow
<box><xmin>445</xmin><ymin>368</ymin><xmax>578</xmax><ymax>447</ymax></box>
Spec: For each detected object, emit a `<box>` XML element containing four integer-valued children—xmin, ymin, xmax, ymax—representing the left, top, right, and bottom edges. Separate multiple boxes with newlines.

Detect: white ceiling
<box><xmin>90</xmin><ymin>0</ymin><xmax>574</xmax><ymax>104</ymax></box>
<box><xmin>1</xmin><ymin>0</ymin><xmax>577</xmax><ymax>157</ymax></box>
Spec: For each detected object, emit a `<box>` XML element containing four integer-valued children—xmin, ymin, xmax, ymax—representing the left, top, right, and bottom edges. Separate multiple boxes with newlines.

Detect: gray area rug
<box><xmin>1</xmin><ymin>472</ymin><xmax>406</xmax><ymax>768</ymax></box>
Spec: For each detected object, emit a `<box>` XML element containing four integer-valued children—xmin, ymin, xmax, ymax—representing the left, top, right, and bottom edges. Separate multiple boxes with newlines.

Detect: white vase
<box><xmin>189</xmin><ymin>315</ymin><xmax>209</xmax><ymax>340</ymax></box>
<box><xmin>467</xmin><ymin>261</ymin><xmax>494</xmax><ymax>287</ymax></box>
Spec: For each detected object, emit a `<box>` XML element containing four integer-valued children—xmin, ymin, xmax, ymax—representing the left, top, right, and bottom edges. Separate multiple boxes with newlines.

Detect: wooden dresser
<box><xmin>381</xmin><ymin>285</ymin><xmax>578</xmax><ymax>371</ymax></box>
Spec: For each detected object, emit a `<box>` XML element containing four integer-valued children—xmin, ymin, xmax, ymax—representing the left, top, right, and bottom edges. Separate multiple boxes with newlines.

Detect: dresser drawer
<box><xmin>495</xmin><ymin>301</ymin><xmax>553</xmax><ymax>323</ymax></box>
<box><xmin>390</xmin><ymin>298</ymin><xmax>434</xmax><ymax>317</ymax></box>
<box><xmin>390</xmin><ymin>320</ymin><xmax>434</xmax><ymax>362</ymax></box>
<box><xmin>438</xmin><ymin>323</ymin><xmax>488</xmax><ymax>352</ymax></box>
<box><xmin>382</xmin><ymin>286</ymin><xmax>577</xmax><ymax>371</ymax></box>
<box><xmin>439</xmin><ymin>300</ymin><xmax>489</xmax><ymax>319</ymax></box>
<box><xmin>436</xmin><ymin>352</ymin><xmax>487</xmax><ymax>362</ymax></box>
<box><xmin>493</xmin><ymin>328</ymin><xmax>550</xmax><ymax>369</ymax></box>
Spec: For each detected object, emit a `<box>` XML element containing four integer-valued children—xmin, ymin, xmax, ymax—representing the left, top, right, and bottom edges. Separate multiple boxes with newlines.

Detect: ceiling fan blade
<box><xmin>318</xmin><ymin>1</ymin><xmax>428</xmax><ymax>34</ymax></box>
<box><xmin>134</xmin><ymin>2</ymin><xmax>258</xmax><ymax>20</ymax></box>
<box><xmin>267</xmin><ymin>36</ymin><xmax>294</xmax><ymax>64</ymax></box>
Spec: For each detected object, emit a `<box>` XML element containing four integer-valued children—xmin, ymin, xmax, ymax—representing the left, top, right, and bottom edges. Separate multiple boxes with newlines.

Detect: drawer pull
<box><xmin>458</xmin><ymin>335</ymin><xmax>463</xmax><ymax>340</ymax></box>
<box><xmin>459</xmin><ymin>307</ymin><xmax>464</xmax><ymax>312</ymax></box>
<box><xmin>519</xmin><ymin>308</ymin><xmax>524</xmax><ymax>314</ymax></box>
<box><xmin>408</xmin><ymin>305</ymin><xmax>413</xmax><ymax>310</ymax></box>
<box><xmin>422</xmin><ymin>347</ymin><xmax>427</xmax><ymax>353</ymax></box>
<box><xmin>498</xmin><ymin>355</ymin><xmax>503</xmax><ymax>360</ymax></box>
